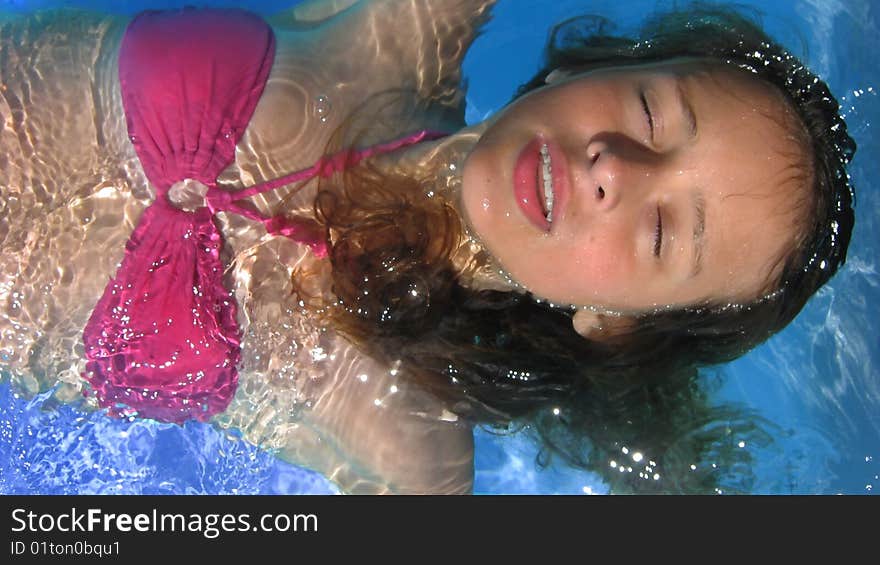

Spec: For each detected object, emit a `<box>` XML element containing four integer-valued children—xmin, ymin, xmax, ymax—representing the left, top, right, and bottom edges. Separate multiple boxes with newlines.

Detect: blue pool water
<box><xmin>1</xmin><ymin>0</ymin><xmax>877</xmax><ymax>495</ymax></box>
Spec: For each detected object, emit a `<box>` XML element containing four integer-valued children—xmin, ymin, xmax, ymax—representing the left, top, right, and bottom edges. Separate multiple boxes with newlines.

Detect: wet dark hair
<box><xmin>303</xmin><ymin>5</ymin><xmax>855</xmax><ymax>493</ymax></box>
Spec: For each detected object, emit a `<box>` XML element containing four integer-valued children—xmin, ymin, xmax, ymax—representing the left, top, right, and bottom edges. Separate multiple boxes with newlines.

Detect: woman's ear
<box><xmin>571</xmin><ymin>309</ymin><xmax>635</xmax><ymax>342</ymax></box>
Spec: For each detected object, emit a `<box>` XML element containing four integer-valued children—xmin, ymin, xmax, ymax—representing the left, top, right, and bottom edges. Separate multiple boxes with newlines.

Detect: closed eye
<box><xmin>640</xmin><ymin>91</ymin><xmax>654</xmax><ymax>140</ymax></box>
<box><xmin>653</xmin><ymin>206</ymin><xmax>663</xmax><ymax>257</ymax></box>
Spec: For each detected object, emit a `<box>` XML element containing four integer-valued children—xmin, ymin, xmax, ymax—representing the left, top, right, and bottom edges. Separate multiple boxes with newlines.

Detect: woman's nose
<box><xmin>584</xmin><ymin>139</ymin><xmax>622</xmax><ymax>211</ymax></box>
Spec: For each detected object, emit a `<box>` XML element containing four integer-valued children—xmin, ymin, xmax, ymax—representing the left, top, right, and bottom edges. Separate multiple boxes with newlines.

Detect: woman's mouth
<box><xmin>513</xmin><ymin>137</ymin><xmax>568</xmax><ymax>232</ymax></box>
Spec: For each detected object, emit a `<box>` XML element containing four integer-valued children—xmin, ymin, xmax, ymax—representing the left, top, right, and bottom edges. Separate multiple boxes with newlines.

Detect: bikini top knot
<box><xmin>167</xmin><ymin>178</ymin><xmax>210</xmax><ymax>212</ymax></box>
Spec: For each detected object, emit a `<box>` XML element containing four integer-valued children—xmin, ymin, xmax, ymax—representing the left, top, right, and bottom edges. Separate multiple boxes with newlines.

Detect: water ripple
<box><xmin>0</xmin><ymin>380</ymin><xmax>338</xmax><ymax>495</ymax></box>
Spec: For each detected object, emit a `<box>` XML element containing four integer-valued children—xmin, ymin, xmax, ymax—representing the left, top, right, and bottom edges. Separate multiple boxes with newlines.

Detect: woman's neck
<box><xmin>372</xmin><ymin>122</ymin><xmax>527</xmax><ymax>295</ymax></box>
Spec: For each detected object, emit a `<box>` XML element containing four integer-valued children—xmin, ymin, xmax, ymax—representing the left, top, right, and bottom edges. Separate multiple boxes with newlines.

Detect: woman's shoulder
<box><xmin>300</xmin><ymin>334</ymin><xmax>476</xmax><ymax>494</ymax></box>
<box><xmin>0</xmin><ymin>7</ymin><xmax>128</xmax><ymax>44</ymax></box>
<box><xmin>270</xmin><ymin>0</ymin><xmax>496</xmax><ymax>112</ymax></box>
<box><xmin>267</xmin><ymin>0</ymin><xmax>496</xmax><ymax>32</ymax></box>
<box><xmin>214</xmin><ymin>265</ymin><xmax>475</xmax><ymax>494</ymax></box>
<box><xmin>235</xmin><ymin>0</ymin><xmax>497</xmax><ymax>192</ymax></box>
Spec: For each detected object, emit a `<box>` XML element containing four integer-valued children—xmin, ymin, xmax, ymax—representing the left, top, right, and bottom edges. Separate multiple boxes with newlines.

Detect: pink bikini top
<box><xmin>82</xmin><ymin>7</ymin><xmax>444</xmax><ymax>423</ymax></box>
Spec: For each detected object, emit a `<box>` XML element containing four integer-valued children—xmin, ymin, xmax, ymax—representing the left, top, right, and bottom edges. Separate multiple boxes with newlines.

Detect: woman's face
<box><xmin>461</xmin><ymin>59</ymin><xmax>809</xmax><ymax>313</ymax></box>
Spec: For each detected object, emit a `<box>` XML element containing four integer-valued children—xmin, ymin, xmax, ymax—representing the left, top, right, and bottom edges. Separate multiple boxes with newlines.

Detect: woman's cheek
<box><xmin>557</xmin><ymin>239</ymin><xmax>634</xmax><ymax>301</ymax></box>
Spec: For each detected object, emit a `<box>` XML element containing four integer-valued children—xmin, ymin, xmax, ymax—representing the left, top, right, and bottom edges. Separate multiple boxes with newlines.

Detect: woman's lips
<box><xmin>514</xmin><ymin>138</ymin><xmax>550</xmax><ymax>232</ymax></box>
<box><xmin>513</xmin><ymin>136</ymin><xmax>568</xmax><ymax>233</ymax></box>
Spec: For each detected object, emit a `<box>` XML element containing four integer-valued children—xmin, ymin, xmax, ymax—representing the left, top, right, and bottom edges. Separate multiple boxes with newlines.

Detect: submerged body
<box><xmin>1</xmin><ymin>0</ymin><xmax>853</xmax><ymax>495</ymax></box>
<box><xmin>0</xmin><ymin>0</ymin><xmax>493</xmax><ymax>493</ymax></box>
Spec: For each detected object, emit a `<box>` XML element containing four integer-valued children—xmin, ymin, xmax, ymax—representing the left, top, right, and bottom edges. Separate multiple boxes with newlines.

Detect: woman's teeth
<box><xmin>540</xmin><ymin>143</ymin><xmax>554</xmax><ymax>223</ymax></box>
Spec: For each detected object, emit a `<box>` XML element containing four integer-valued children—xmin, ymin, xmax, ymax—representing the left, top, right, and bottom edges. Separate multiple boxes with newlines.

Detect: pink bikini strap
<box><xmin>203</xmin><ymin>129</ymin><xmax>448</xmax><ymax>257</ymax></box>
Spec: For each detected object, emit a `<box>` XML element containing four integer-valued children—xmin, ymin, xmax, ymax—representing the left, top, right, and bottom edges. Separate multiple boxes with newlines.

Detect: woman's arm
<box><xmin>216</xmin><ymin>325</ymin><xmax>475</xmax><ymax>494</ymax></box>
<box><xmin>281</xmin><ymin>337</ymin><xmax>475</xmax><ymax>494</ymax></box>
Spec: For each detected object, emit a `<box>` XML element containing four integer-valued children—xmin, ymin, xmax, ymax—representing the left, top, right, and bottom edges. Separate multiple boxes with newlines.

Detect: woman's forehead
<box><xmin>570</xmin><ymin>56</ymin><xmax>783</xmax><ymax>97</ymax></box>
<box><xmin>684</xmin><ymin>78</ymin><xmax>811</xmax><ymax>302</ymax></box>
<box><xmin>557</xmin><ymin>56</ymin><xmax>718</xmax><ymax>80</ymax></box>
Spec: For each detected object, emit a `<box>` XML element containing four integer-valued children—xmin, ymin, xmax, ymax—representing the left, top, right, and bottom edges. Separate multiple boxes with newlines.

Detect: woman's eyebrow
<box><xmin>690</xmin><ymin>189</ymin><xmax>706</xmax><ymax>279</ymax></box>
<box><xmin>677</xmin><ymin>80</ymin><xmax>698</xmax><ymax>139</ymax></box>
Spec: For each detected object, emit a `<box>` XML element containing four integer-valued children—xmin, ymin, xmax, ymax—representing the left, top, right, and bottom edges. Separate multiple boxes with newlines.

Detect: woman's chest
<box><xmin>210</xmin><ymin>31</ymin><xmax>429</xmax><ymax>412</ymax></box>
<box><xmin>217</xmin><ymin>29</ymin><xmax>447</xmax><ymax>334</ymax></box>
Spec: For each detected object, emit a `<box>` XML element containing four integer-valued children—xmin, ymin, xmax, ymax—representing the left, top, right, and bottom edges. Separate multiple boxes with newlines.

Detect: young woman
<box><xmin>0</xmin><ymin>0</ymin><xmax>855</xmax><ymax>493</ymax></box>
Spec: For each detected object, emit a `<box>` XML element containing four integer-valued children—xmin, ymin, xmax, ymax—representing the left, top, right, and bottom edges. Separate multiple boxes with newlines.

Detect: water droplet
<box><xmin>314</xmin><ymin>95</ymin><xmax>332</xmax><ymax>123</ymax></box>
